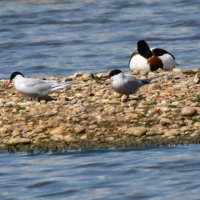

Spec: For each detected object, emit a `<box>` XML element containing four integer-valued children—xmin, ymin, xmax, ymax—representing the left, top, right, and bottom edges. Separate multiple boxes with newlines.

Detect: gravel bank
<box><xmin>1</xmin><ymin>68</ymin><xmax>200</xmax><ymax>152</ymax></box>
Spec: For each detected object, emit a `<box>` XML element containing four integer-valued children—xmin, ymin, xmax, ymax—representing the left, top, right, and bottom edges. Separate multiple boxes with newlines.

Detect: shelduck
<box><xmin>128</xmin><ymin>40</ymin><xmax>177</xmax><ymax>71</ymax></box>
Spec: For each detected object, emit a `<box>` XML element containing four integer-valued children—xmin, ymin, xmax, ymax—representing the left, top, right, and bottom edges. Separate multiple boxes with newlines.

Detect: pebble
<box><xmin>146</xmin><ymin>131</ymin><xmax>156</xmax><ymax>136</ymax></box>
<box><xmin>50</xmin><ymin>126</ymin><xmax>65</xmax><ymax>135</ymax></box>
<box><xmin>160</xmin><ymin>118</ymin><xmax>173</xmax><ymax>125</ymax></box>
<box><xmin>180</xmin><ymin>126</ymin><xmax>193</xmax><ymax>132</ymax></box>
<box><xmin>172</xmin><ymin>68</ymin><xmax>182</xmax><ymax>74</ymax></box>
<box><xmin>181</xmin><ymin>107</ymin><xmax>197</xmax><ymax>116</ymax></box>
<box><xmin>7</xmin><ymin>138</ymin><xmax>31</xmax><ymax>145</ymax></box>
<box><xmin>81</xmin><ymin>73</ymin><xmax>93</xmax><ymax>80</ymax></box>
<box><xmin>164</xmin><ymin>129</ymin><xmax>180</xmax><ymax>136</ymax></box>
<box><xmin>194</xmin><ymin>72</ymin><xmax>200</xmax><ymax>84</ymax></box>
<box><xmin>148</xmin><ymin>83</ymin><xmax>161</xmax><ymax>91</ymax></box>
<box><xmin>126</xmin><ymin>126</ymin><xmax>147</xmax><ymax>136</ymax></box>
<box><xmin>70</xmin><ymin>99</ymin><xmax>78</xmax><ymax>105</ymax></box>
<box><xmin>74</xmin><ymin>126</ymin><xmax>87</xmax><ymax>134</ymax></box>
<box><xmin>64</xmin><ymin>134</ymin><xmax>76</xmax><ymax>142</ymax></box>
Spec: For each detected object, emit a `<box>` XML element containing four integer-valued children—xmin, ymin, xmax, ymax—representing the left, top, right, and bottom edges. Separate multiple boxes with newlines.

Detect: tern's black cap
<box><xmin>10</xmin><ymin>71</ymin><xmax>25</xmax><ymax>81</ymax></box>
<box><xmin>108</xmin><ymin>69</ymin><xmax>122</xmax><ymax>77</ymax></box>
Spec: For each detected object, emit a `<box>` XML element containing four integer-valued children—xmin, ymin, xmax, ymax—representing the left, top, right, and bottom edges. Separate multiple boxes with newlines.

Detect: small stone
<box><xmin>105</xmin><ymin>136</ymin><xmax>115</xmax><ymax>141</ymax></box>
<box><xmin>12</xmin><ymin>130</ymin><xmax>21</xmax><ymax>137</ymax></box>
<box><xmin>112</xmin><ymin>93</ymin><xmax>121</xmax><ymax>98</ymax></box>
<box><xmin>164</xmin><ymin>129</ymin><xmax>180</xmax><ymax>136</ymax></box>
<box><xmin>139</xmin><ymin>70</ymin><xmax>148</xmax><ymax>75</ymax></box>
<box><xmin>194</xmin><ymin>72</ymin><xmax>200</xmax><ymax>84</ymax></box>
<box><xmin>80</xmin><ymin>134</ymin><xmax>87</xmax><ymax>140</ymax></box>
<box><xmin>171</xmin><ymin>101</ymin><xmax>179</xmax><ymax>106</ymax></box>
<box><xmin>74</xmin><ymin>72</ymin><xmax>83</xmax><ymax>77</ymax></box>
<box><xmin>180</xmin><ymin>126</ymin><xmax>193</xmax><ymax>132</ymax></box>
<box><xmin>95</xmin><ymin>73</ymin><xmax>104</xmax><ymax>78</ymax></box>
<box><xmin>132</xmin><ymin>69</ymin><xmax>139</xmax><ymax>75</ymax></box>
<box><xmin>50</xmin><ymin>126</ymin><xmax>65</xmax><ymax>135</ymax></box>
<box><xmin>194</xmin><ymin>122</ymin><xmax>200</xmax><ymax>127</ymax></box>
<box><xmin>156</xmin><ymin>68</ymin><xmax>163</xmax><ymax>72</ymax></box>
<box><xmin>88</xmin><ymin>124</ymin><xmax>98</xmax><ymax>130</ymax></box>
<box><xmin>74</xmin><ymin>126</ymin><xmax>87</xmax><ymax>134</ymax></box>
<box><xmin>124</xmin><ymin>113</ymin><xmax>138</xmax><ymax>121</ymax></box>
<box><xmin>0</xmin><ymin>127</ymin><xmax>8</xmax><ymax>134</ymax></box>
<box><xmin>156</xmin><ymin>130</ymin><xmax>164</xmax><ymax>135</ymax></box>
<box><xmin>70</xmin><ymin>99</ymin><xmax>78</xmax><ymax>105</ymax></box>
<box><xmin>126</xmin><ymin>126</ymin><xmax>147</xmax><ymax>136</ymax></box>
<box><xmin>65</xmin><ymin>75</ymin><xmax>75</xmax><ymax>81</ymax></box>
<box><xmin>40</xmin><ymin>100</ymin><xmax>46</xmax><ymax>104</ymax></box>
<box><xmin>81</xmin><ymin>73</ymin><xmax>93</xmax><ymax>80</ymax></box>
<box><xmin>75</xmin><ymin>93</ymin><xmax>83</xmax><ymax>98</ymax></box>
<box><xmin>190</xmin><ymin>102</ymin><xmax>198</xmax><ymax>107</ymax></box>
<box><xmin>95</xmin><ymin>115</ymin><xmax>102</xmax><ymax>124</ymax></box>
<box><xmin>51</xmin><ymin>134</ymin><xmax>64</xmax><ymax>141</ymax></box>
<box><xmin>7</xmin><ymin>138</ymin><xmax>31</xmax><ymax>145</ymax></box>
<box><xmin>159</xmin><ymin>91</ymin><xmax>170</xmax><ymax>97</ymax></box>
<box><xmin>33</xmin><ymin>127</ymin><xmax>45</xmax><ymax>134</ymax></box>
<box><xmin>148</xmin><ymin>83</ymin><xmax>161</xmax><ymax>91</ymax></box>
<box><xmin>146</xmin><ymin>131</ymin><xmax>156</xmax><ymax>136</ymax></box>
<box><xmin>80</xmin><ymin>114</ymin><xmax>88</xmax><ymax>119</ymax></box>
<box><xmin>78</xmin><ymin>106</ymin><xmax>86</xmax><ymax>112</ymax></box>
<box><xmin>160</xmin><ymin>107</ymin><xmax>170</xmax><ymax>112</ymax></box>
<box><xmin>172</xmin><ymin>68</ymin><xmax>182</xmax><ymax>74</ymax></box>
<box><xmin>160</xmin><ymin>118</ymin><xmax>173</xmax><ymax>125</ymax></box>
<box><xmin>64</xmin><ymin>134</ymin><xmax>76</xmax><ymax>142</ymax></box>
<box><xmin>181</xmin><ymin>107</ymin><xmax>197</xmax><ymax>116</ymax></box>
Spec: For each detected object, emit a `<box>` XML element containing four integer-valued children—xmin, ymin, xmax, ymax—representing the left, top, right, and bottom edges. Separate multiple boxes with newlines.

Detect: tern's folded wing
<box><xmin>20</xmin><ymin>78</ymin><xmax>56</xmax><ymax>95</ymax></box>
<box><xmin>123</xmin><ymin>76</ymin><xmax>143</xmax><ymax>94</ymax></box>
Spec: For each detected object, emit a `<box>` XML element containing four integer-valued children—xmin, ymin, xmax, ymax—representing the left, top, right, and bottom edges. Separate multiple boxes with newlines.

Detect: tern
<box><xmin>6</xmin><ymin>71</ymin><xmax>72</xmax><ymax>99</ymax></box>
<box><xmin>107</xmin><ymin>69</ymin><xmax>151</xmax><ymax>100</ymax></box>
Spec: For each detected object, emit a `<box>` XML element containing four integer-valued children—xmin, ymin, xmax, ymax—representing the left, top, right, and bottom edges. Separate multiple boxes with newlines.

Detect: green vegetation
<box><xmin>17</xmin><ymin>105</ymin><xmax>25</xmax><ymax>111</ymax></box>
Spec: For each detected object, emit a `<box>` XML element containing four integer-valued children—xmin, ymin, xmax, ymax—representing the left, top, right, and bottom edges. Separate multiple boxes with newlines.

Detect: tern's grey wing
<box><xmin>123</xmin><ymin>76</ymin><xmax>143</xmax><ymax>94</ymax></box>
<box><xmin>20</xmin><ymin>78</ymin><xmax>56</xmax><ymax>96</ymax></box>
<box><xmin>22</xmin><ymin>78</ymin><xmax>51</xmax><ymax>87</ymax></box>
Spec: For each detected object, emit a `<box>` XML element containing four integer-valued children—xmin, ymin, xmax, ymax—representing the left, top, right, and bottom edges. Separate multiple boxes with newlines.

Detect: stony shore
<box><xmin>1</xmin><ymin>68</ymin><xmax>200</xmax><ymax>152</ymax></box>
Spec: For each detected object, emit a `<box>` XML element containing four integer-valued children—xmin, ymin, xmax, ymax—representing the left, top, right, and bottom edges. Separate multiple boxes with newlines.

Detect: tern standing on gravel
<box><xmin>6</xmin><ymin>71</ymin><xmax>72</xmax><ymax>99</ymax></box>
<box><xmin>107</xmin><ymin>69</ymin><xmax>151</xmax><ymax>99</ymax></box>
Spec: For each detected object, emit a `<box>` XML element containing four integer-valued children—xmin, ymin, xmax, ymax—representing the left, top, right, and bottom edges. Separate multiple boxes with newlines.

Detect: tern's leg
<box><xmin>29</xmin><ymin>97</ymin><xmax>37</xmax><ymax>101</ymax></box>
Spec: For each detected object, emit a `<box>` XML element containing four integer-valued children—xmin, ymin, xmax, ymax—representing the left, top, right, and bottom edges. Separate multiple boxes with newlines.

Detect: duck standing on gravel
<box><xmin>6</xmin><ymin>71</ymin><xmax>72</xmax><ymax>100</ymax></box>
<box><xmin>107</xmin><ymin>69</ymin><xmax>151</xmax><ymax>100</ymax></box>
<box><xmin>128</xmin><ymin>40</ymin><xmax>177</xmax><ymax>71</ymax></box>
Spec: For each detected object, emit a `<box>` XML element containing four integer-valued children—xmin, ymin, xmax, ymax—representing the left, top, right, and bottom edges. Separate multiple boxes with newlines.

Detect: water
<box><xmin>0</xmin><ymin>145</ymin><xmax>200</xmax><ymax>199</ymax></box>
<box><xmin>1</xmin><ymin>0</ymin><xmax>200</xmax><ymax>199</ymax></box>
<box><xmin>0</xmin><ymin>0</ymin><xmax>200</xmax><ymax>79</ymax></box>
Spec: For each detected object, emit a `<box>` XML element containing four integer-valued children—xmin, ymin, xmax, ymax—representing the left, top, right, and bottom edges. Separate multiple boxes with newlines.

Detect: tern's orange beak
<box><xmin>5</xmin><ymin>81</ymin><xmax>12</xmax><ymax>89</ymax></box>
<box><xmin>105</xmin><ymin>76</ymin><xmax>110</xmax><ymax>80</ymax></box>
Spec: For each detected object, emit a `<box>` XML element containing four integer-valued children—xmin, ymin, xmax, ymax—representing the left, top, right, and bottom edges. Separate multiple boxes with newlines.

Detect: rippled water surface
<box><xmin>0</xmin><ymin>0</ymin><xmax>200</xmax><ymax>79</ymax></box>
<box><xmin>1</xmin><ymin>1</ymin><xmax>200</xmax><ymax>199</ymax></box>
<box><xmin>1</xmin><ymin>145</ymin><xmax>200</xmax><ymax>199</ymax></box>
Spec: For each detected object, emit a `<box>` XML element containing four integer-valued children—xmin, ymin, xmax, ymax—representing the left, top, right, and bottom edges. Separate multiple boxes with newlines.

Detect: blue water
<box><xmin>1</xmin><ymin>0</ymin><xmax>200</xmax><ymax>199</ymax></box>
<box><xmin>0</xmin><ymin>0</ymin><xmax>199</xmax><ymax>79</ymax></box>
<box><xmin>1</xmin><ymin>145</ymin><xmax>200</xmax><ymax>199</ymax></box>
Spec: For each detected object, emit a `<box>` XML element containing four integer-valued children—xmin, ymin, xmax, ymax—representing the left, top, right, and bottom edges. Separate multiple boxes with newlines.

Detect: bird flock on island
<box><xmin>6</xmin><ymin>40</ymin><xmax>177</xmax><ymax>101</ymax></box>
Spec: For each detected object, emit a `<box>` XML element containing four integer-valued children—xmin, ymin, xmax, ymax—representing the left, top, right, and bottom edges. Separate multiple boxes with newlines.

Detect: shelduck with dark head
<box><xmin>129</xmin><ymin>40</ymin><xmax>177</xmax><ymax>71</ymax></box>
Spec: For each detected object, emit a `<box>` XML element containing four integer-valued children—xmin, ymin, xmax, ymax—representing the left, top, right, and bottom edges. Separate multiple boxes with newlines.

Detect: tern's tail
<box><xmin>51</xmin><ymin>82</ymin><xmax>72</xmax><ymax>91</ymax></box>
<box><xmin>140</xmin><ymin>78</ymin><xmax>152</xmax><ymax>85</ymax></box>
<box><xmin>52</xmin><ymin>81</ymin><xmax>90</xmax><ymax>91</ymax></box>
